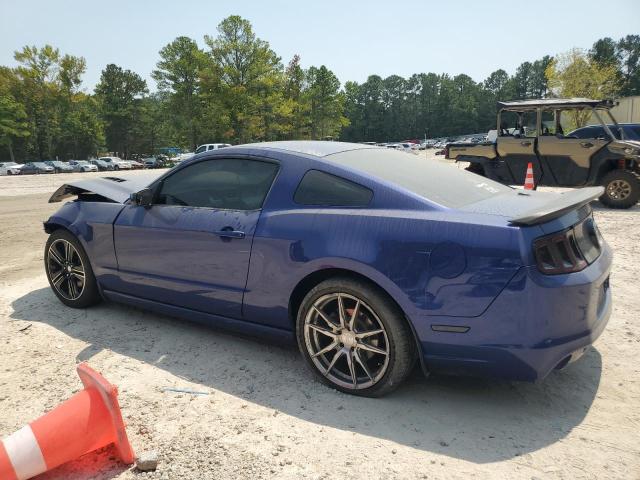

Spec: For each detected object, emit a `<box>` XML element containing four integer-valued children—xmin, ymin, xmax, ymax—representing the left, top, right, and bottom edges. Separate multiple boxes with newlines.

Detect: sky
<box><xmin>1</xmin><ymin>0</ymin><xmax>639</xmax><ymax>92</ymax></box>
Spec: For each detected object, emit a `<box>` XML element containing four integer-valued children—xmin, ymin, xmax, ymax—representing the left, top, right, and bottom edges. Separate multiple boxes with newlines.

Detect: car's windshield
<box><xmin>328</xmin><ymin>148</ymin><xmax>512</xmax><ymax>208</ymax></box>
<box><xmin>76</xmin><ymin>161</ymin><xmax>89</xmax><ymax>165</ymax></box>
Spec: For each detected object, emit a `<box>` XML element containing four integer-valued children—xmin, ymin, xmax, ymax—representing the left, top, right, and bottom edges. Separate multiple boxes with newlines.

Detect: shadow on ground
<box><xmin>11</xmin><ymin>287</ymin><xmax>602</xmax><ymax>464</ymax></box>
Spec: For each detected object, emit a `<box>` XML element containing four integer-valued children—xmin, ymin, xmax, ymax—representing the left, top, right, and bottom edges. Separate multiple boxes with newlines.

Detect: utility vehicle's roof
<box><xmin>497</xmin><ymin>98</ymin><xmax>614</xmax><ymax>110</ymax></box>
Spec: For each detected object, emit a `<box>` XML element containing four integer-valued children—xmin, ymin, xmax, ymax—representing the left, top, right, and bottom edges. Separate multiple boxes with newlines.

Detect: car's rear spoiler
<box><xmin>509</xmin><ymin>187</ymin><xmax>604</xmax><ymax>226</ymax></box>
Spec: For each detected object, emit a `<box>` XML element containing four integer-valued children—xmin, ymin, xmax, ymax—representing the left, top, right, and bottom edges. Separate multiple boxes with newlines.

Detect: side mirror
<box><xmin>130</xmin><ymin>188</ymin><xmax>153</xmax><ymax>207</ymax></box>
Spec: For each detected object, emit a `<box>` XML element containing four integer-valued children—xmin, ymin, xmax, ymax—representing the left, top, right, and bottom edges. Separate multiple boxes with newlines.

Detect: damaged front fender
<box><xmin>48</xmin><ymin>173</ymin><xmax>161</xmax><ymax>203</ymax></box>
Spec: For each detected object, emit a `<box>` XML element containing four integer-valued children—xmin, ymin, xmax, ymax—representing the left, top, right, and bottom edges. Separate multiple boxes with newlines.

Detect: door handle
<box><xmin>214</xmin><ymin>228</ymin><xmax>245</xmax><ymax>239</ymax></box>
<box><xmin>580</xmin><ymin>142</ymin><xmax>594</xmax><ymax>148</ymax></box>
<box><xmin>520</xmin><ymin>141</ymin><xmax>532</xmax><ymax>147</ymax></box>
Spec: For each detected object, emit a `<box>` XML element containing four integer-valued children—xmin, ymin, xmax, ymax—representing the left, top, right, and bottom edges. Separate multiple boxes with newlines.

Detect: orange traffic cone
<box><xmin>0</xmin><ymin>363</ymin><xmax>134</xmax><ymax>480</ymax></box>
<box><xmin>524</xmin><ymin>162</ymin><xmax>536</xmax><ymax>190</ymax></box>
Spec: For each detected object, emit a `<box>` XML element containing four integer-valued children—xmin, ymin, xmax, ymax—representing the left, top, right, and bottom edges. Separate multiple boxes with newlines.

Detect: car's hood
<box><xmin>48</xmin><ymin>173</ymin><xmax>162</xmax><ymax>203</ymax></box>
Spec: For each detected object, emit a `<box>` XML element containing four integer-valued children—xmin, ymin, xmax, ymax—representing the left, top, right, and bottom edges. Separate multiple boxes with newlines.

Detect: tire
<box><xmin>114</xmin><ymin>165</ymin><xmax>119</xmax><ymax>171</ymax></box>
<box><xmin>296</xmin><ymin>277</ymin><xmax>415</xmax><ymax>397</ymax></box>
<box><xmin>44</xmin><ymin>229</ymin><xmax>101</xmax><ymax>308</ymax></box>
<box><xmin>599</xmin><ymin>169</ymin><xmax>640</xmax><ymax>209</ymax></box>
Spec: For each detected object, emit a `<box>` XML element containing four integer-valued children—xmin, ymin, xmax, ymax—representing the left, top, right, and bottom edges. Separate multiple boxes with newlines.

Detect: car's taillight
<box><xmin>533</xmin><ymin>216</ymin><xmax>602</xmax><ymax>275</ymax></box>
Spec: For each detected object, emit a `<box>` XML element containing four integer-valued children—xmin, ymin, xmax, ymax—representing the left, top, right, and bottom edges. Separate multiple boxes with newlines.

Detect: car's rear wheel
<box><xmin>44</xmin><ymin>230</ymin><xmax>101</xmax><ymax>308</ymax></box>
<box><xmin>296</xmin><ymin>277</ymin><xmax>415</xmax><ymax>397</ymax></box>
<box><xmin>599</xmin><ymin>169</ymin><xmax>640</xmax><ymax>209</ymax></box>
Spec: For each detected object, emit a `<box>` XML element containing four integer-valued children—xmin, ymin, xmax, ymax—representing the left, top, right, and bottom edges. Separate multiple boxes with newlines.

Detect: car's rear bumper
<box><xmin>415</xmin><ymin>244</ymin><xmax>612</xmax><ymax>381</ymax></box>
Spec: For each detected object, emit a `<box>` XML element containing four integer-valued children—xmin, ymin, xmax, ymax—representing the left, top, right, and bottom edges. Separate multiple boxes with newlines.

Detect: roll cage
<box><xmin>496</xmin><ymin>98</ymin><xmax>625</xmax><ymax>141</ymax></box>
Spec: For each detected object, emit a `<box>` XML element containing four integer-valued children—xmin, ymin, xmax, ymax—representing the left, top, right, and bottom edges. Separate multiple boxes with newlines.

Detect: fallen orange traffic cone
<box><xmin>524</xmin><ymin>162</ymin><xmax>535</xmax><ymax>190</ymax></box>
<box><xmin>0</xmin><ymin>363</ymin><xmax>134</xmax><ymax>480</ymax></box>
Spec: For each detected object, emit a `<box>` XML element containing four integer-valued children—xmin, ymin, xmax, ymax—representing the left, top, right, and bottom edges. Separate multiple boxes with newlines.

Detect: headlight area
<box><xmin>533</xmin><ymin>216</ymin><xmax>603</xmax><ymax>275</ymax></box>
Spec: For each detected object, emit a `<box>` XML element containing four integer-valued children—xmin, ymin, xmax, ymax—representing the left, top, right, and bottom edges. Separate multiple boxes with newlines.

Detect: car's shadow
<box><xmin>11</xmin><ymin>287</ymin><xmax>602</xmax><ymax>464</ymax></box>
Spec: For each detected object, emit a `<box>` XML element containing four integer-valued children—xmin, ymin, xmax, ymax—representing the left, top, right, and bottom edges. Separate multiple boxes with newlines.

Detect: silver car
<box><xmin>69</xmin><ymin>160</ymin><xmax>98</xmax><ymax>173</ymax></box>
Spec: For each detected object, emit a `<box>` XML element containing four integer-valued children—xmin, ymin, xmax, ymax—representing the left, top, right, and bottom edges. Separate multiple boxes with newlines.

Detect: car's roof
<box><xmin>231</xmin><ymin>140</ymin><xmax>372</xmax><ymax>158</ymax></box>
<box><xmin>497</xmin><ymin>98</ymin><xmax>614</xmax><ymax>110</ymax></box>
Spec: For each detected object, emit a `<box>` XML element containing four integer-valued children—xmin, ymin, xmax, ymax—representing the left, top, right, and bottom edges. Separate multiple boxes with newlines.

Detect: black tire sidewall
<box><xmin>600</xmin><ymin>170</ymin><xmax>640</xmax><ymax>209</ymax></box>
<box><xmin>296</xmin><ymin>277</ymin><xmax>414</xmax><ymax>397</ymax></box>
<box><xmin>44</xmin><ymin>230</ymin><xmax>101</xmax><ymax>308</ymax></box>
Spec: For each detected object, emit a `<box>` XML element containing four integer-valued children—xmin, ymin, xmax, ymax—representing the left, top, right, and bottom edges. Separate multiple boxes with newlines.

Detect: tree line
<box><xmin>1</xmin><ymin>15</ymin><xmax>638</xmax><ymax>162</ymax></box>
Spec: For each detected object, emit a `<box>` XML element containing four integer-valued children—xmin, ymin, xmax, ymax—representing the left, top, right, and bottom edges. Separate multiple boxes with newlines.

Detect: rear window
<box><xmin>327</xmin><ymin>148</ymin><xmax>512</xmax><ymax>208</ymax></box>
<box><xmin>294</xmin><ymin>170</ymin><xmax>373</xmax><ymax>207</ymax></box>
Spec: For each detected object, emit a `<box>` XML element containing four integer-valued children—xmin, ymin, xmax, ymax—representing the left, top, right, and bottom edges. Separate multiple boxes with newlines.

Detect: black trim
<box><xmin>431</xmin><ymin>325</ymin><xmax>470</xmax><ymax>333</ymax></box>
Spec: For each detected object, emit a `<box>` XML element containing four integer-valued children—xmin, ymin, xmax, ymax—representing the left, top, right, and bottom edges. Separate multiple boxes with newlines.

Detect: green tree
<box><xmin>616</xmin><ymin>35</ymin><xmax>640</xmax><ymax>95</ymax></box>
<box><xmin>305</xmin><ymin>65</ymin><xmax>347</xmax><ymax>139</ymax></box>
<box><xmin>284</xmin><ymin>55</ymin><xmax>309</xmax><ymax>138</ymax></box>
<box><xmin>546</xmin><ymin>49</ymin><xmax>620</xmax><ymax>127</ymax></box>
<box><xmin>152</xmin><ymin>36</ymin><xmax>208</xmax><ymax>150</ymax></box>
<box><xmin>95</xmin><ymin>64</ymin><xmax>148</xmax><ymax>156</ymax></box>
<box><xmin>13</xmin><ymin>45</ymin><xmax>61</xmax><ymax>159</ymax></box>
<box><xmin>590</xmin><ymin>37</ymin><xmax>619</xmax><ymax>68</ymax></box>
<box><xmin>0</xmin><ymin>72</ymin><xmax>30</xmax><ymax>162</ymax></box>
<box><xmin>204</xmin><ymin>15</ymin><xmax>284</xmax><ymax>143</ymax></box>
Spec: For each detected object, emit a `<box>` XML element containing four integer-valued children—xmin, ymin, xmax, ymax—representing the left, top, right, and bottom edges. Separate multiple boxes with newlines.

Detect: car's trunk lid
<box><xmin>460</xmin><ymin>186</ymin><xmax>603</xmax><ymax>226</ymax></box>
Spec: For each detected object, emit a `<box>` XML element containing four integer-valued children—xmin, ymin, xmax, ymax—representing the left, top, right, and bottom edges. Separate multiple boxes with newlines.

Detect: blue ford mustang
<box><xmin>44</xmin><ymin>141</ymin><xmax>612</xmax><ymax>396</ymax></box>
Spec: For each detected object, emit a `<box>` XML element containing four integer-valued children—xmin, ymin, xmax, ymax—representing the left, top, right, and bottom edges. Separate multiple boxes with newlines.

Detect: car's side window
<box><xmin>294</xmin><ymin>170</ymin><xmax>373</xmax><ymax>207</ymax></box>
<box><xmin>156</xmin><ymin>158</ymin><xmax>278</xmax><ymax>210</ymax></box>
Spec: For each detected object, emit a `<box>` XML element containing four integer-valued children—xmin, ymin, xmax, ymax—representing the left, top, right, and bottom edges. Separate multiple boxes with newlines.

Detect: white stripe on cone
<box><xmin>2</xmin><ymin>425</ymin><xmax>47</xmax><ymax>480</ymax></box>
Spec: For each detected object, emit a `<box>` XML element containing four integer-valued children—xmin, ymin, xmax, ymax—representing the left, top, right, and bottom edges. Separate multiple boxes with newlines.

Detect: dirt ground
<box><xmin>1</xmin><ymin>158</ymin><xmax>639</xmax><ymax>480</ymax></box>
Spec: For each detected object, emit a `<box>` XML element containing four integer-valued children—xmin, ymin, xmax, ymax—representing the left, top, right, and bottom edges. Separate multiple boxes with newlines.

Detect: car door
<box><xmin>496</xmin><ymin>136</ymin><xmax>542</xmax><ymax>185</ymax></box>
<box><xmin>111</xmin><ymin>157</ymin><xmax>279</xmax><ymax>319</ymax></box>
<box><xmin>537</xmin><ymin>134</ymin><xmax>608</xmax><ymax>186</ymax></box>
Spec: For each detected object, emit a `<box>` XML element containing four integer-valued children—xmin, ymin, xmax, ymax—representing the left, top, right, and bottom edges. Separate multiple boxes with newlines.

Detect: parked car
<box><xmin>446</xmin><ymin>98</ymin><xmax>640</xmax><ymax>209</ymax></box>
<box><xmin>19</xmin><ymin>162</ymin><xmax>55</xmax><ymax>174</ymax></box>
<box><xmin>176</xmin><ymin>152</ymin><xmax>195</xmax><ymax>162</ymax></box>
<box><xmin>194</xmin><ymin>143</ymin><xmax>232</xmax><ymax>154</ymax></box>
<box><xmin>44</xmin><ymin>160</ymin><xmax>74</xmax><ymax>173</ymax></box>
<box><xmin>69</xmin><ymin>160</ymin><xmax>98</xmax><ymax>173</ymax></box>
<box><xmin>45</xmin><ymin>141</ymin><xmax>611</xmax><ymax>397</ymax></box>
<box><xmin>143</xmin><ymin>157</ymin><xmax>172</xmax><ymax>169</ymax></box>
<box><xmin>99</xmin><ymin>157</ymin><xmax>132</xmax><ymax>170</ymax></box>
<box><xmin>568</xmin><ymin>123</ymin><xmax>640</xmax><ymax>141</ymax></box>
<box><xmin>89</xmin><ymin>159</ymin><xmax>115</xmax><ymax>171</ymax></box>
<box><xmin>0</xmin><ymin>162</ymin><xmax>23</xmax><ymax>175</ymax></box>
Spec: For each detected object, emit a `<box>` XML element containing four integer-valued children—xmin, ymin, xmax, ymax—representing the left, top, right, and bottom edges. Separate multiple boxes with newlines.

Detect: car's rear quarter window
<box><xmin>294</xmin><ymin>170</ymin><xmax>373</xmax><ymax>207</ymax></box>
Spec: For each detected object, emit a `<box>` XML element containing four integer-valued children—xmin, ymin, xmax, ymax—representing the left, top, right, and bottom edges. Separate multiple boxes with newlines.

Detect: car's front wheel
<box><xmin>44</xmin><ymin>229</ymin><xmax>101</xmax><ymax>308</ymax></box>
<box><xmin>600</xmin><ymin>169</ymin><xmax>640</xmax><ymax>209</ymax></box>
<box><xmin>296</xmin><ymin>277</ymin><xmax>415</xmax><ymax>397</ymax></box>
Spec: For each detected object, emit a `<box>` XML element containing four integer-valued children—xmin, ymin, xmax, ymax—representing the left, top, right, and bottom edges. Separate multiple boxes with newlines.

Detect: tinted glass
<box><xmin>157</xmin><ymin>159</ymin><xmax>278</xmax><ymax>210</ymax></box>
<box><xmin>195</xmin><ymin>146</ymin><xmax>206</xmax><ymax>154</ymax></box>
<box><xmin>294</xmin><ymin>170</ymin><xmax>373</xmax><ymax>207</ymax></box>
<box><xmin>623</xmin><ymin>125</ymin><xmax>640</xmax><ymax>140</ymax></box>
<box><xmin>328</xmin><ymin>148</ymin><xmax>512</xmax><ymax>208</ymax></box>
